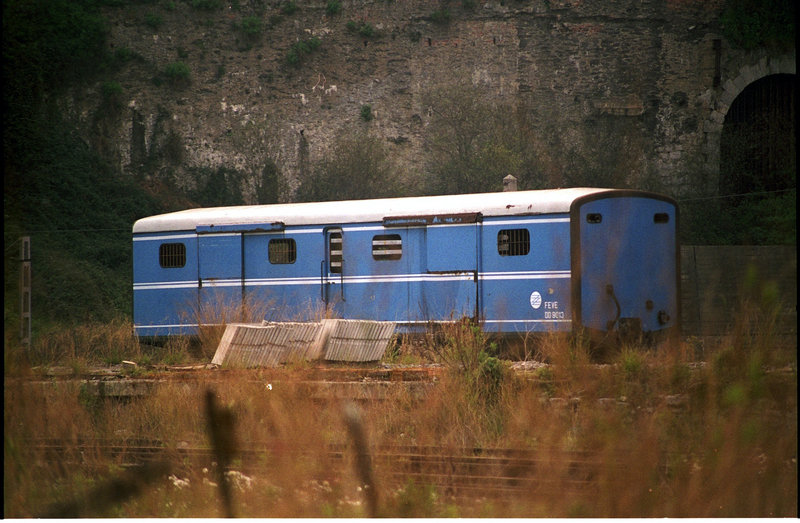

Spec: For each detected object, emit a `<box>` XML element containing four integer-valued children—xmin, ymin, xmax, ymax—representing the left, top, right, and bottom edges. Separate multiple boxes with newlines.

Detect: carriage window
<box><xmin>372</xmin><ymin>234</ymin><xmax>402</xmax><ymax>260</ymax></box>
<box><xmin>654</xmin><ymin>213</ymin><xmax>670</xmax><ymax>224</ymax></box>
<box><xmin>269</xmin><ymin>238</ymin><xmax>296</xmax><ymax>264</ymax></box>
<box><xmin>586</xmin><ymin>213</ymin><xmax>602</xmax><ymax>224</ymax></box>
<box><xmin>329</xmin><ymin>231</ymin><xmax>342</xmax><ymax>274</ymax></box>
<box><xmin>159</xmin><ymin>243</ymin><xmax>186</xmax><ymax>268</ymax></box>
<box><xmin>498</xmin><ymin>229</ymin><xmax>530</xmax><ymax>256</ymax></box>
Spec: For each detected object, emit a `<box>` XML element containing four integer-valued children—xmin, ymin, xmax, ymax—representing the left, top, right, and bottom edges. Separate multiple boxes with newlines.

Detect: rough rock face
<box><xmin>67</xmin><ymin>0</ymin><xmax>794</xmax><ymax>204</ymax></box>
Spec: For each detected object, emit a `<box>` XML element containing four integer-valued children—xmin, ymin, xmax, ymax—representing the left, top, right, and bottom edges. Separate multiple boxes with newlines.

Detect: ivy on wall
<box><xmin>720</xmin><ymin>0</ymin><xmax>795</xmax><ymax>50</ymax></box>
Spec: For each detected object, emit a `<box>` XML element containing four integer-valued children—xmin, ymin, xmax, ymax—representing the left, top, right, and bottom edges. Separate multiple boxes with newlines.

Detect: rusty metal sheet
<box><xmin>323</xmin><ymin>320</ymin><xmax>396</xmax><ymax>362</ymax></box>
<box><xmin>212</xmin><ymin>320</ymin><xmax>396</xmax><ymax>367</ymax></box>
<box><xmin>212</xmin><ymin>322</ymin><xmax>325</xmax><ymax>368</ymax></box>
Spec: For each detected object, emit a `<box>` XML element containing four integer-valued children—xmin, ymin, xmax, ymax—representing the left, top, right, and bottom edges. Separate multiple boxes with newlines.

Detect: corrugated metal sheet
<box><xmin>211</xmin><ymin>320</ymin><xmax>396</xmax><ymax>367</ymax></box>
<box><xmin>211</xmin><ymin>322</ymin><xmax>324</xmax><ymax>368</ymax></box>
<box><xmin>322</xmin><ymin>319</ymin><xmax>396</xmax><ymax>362</ymax></box>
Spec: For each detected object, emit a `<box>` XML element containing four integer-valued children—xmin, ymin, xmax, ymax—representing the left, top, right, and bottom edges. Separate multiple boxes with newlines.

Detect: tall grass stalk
<box><xmin>4</xmin><ymin>311</ymin><xmax>796</xmax><ymax>517</ymax></box>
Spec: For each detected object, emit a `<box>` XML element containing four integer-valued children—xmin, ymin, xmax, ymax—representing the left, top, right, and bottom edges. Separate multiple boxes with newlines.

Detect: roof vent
<box><xmin>503</xmin><ymin>174</ymin><xmax>517</xmax><ymax>192</ymax></box>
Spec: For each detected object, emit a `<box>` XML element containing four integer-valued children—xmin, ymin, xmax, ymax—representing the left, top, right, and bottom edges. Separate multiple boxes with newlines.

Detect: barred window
<box><xmin>497</xmin><ymin>229</ymin><xmax>530</xmax><ymax>256</ymax></box>
<box><xmin>269</xmin><ymin>238</ymin><xmax>296</xmax><ymax>264</ymax></box>
<box><xmin>372</xmin><ymin>234</ymin><xmax>402</xmax><ymax>260</ymax></box>
<box><xmin>159</xmin><ymin>243</ymin><xmax>186</xmax><ymax>268</ymax></box>
<box><xmin>329</xmin><ymin>231</ymin><xmax>342</xmax><ymax>274</ymax></box>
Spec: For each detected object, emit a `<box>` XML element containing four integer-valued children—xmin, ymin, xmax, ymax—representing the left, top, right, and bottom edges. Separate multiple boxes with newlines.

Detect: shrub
<box><xmin>326</xmin><ymin>0</ymin><xmax>342</xmax><ymax>15</ymax></box>
<box><xmin>240</xmin><ymin>15</ymin><xmax>262</xmax><ymax>36</ymax></box>
<box><xmin>191</xmin><ymin>0</ymin><xmax>222</xmax><ymax>10</ymax></box>
<box><xmin>430</xmin><ymin>8</ymin><xmax>451</xmax><ymax>25</ymax></box>
<box><xmin>358</xmin><ymin>22</ymin><xmax>375</xmax><ymax>37</ymax></box>
<box><xmin>359</xmin><ymin>104</ymin><xmax>373</xmax><ymax>121</ymax></box>
<box><xmin>100</xmin><ymin>81</ymin><xmax>124</xmax><ymax>113</ymax></box>
<box><xmin>422</xmin><ymin>84</ymin><xmax>544</xmax><ymax>194</ymax></box>
<box><xmin>281</xmin><ymin>1</ymin><xmax>298</xmax><ymax>15</ymax></box>
<box><xmin>285</xmin><ymin>37</ymin><xmax>321</xmax><ymax>66</ymax></box>
<box><xmin>720</xmin><ymin>0</ymin><xmax>795</xmax><ymax>50</ymax></box>
<box><xmin>296</xmin><ymin>130</ymin><xmax>405</xmax><ymax>202</ymax></box>
<box><xmin>347</xmin><ymin>20</ymin><xmax>375</xmax><ymax>37</ymax></box>
<box><xmin>163</xmin><ymin>61</ymin><xmax>191</xmax><ymax>87</ymax></box>
<box><xmin>144</xmin><ymin>12</ymin><xmax>163</xmax><ymax>30</ymax></box>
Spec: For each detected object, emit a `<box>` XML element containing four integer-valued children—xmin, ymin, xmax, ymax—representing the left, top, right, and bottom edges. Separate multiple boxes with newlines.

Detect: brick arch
<box><xmin>702</xmin><ymin>53</ymin><xmax>796</xmax><ymax>183</ymax></box>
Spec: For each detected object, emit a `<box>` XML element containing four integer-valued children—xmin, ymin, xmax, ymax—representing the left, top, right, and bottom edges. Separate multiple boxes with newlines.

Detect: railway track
<box><xmin>28</xmin><ymin>439</ymin><xmax>612</xmax><ymax>497</ymax></box>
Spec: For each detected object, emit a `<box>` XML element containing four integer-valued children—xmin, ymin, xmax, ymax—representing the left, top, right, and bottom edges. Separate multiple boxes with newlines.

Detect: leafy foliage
<box><xmin>721</xmin><ymin>0</ymin><xmax>795</xmax><ymax>50</ymax></box>
<box><xmin>4</xmin><ymin>116</ymin><xmax>162</xmax><ymax>327</ymax></box>
<box><xmin>189</xmin><ymin>166</ymin><xmax>246</xmax><ymax>207</ymax></box>
<box><xmin>2</xmin><ymin>0</ymin><xmax>109</xmax><ymax>114</ymax></box>
<box><xmin>286</xmin><ymin>37</ymin><xmax>321</xmax><ymax>66</ymax></box>
<box><xmin>422</xmin><ymin>84</ymin><xmax>545</xmax><ymax>194</ymax></box>
<box><xmin>359</xmin><ymin>104</ymin><xmax>374</xmax><ymax>121</ymax></box>
<box><xmin>296</xmin><ymin>131</ymin><xmax>405</xmax><ymax>202</ymax></box>
<box><xmin>162</xmin><ymin>61</ymin><xmax>191</xmax><ymax>88</ymax></box>
<box><xmin>326</xmin><ymin>0</ymin><xmax>342</xmax><ymax>16</ymax></box>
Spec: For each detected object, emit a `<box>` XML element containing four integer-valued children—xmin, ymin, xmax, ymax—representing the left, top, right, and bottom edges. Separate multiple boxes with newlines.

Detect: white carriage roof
<box><xmin>133</xmin><ymin>187</ymin><xmax>616</xmax><ymax>234</ymax></box>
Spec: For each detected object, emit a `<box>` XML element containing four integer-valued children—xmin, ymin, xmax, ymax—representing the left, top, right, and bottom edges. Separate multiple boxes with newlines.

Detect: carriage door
<box><xmin>197</xmin><ymin>232</ymin><xmax>243</xmax><ymax>325</ymax></box>
<box><xmin>573</xmin><ymin>196</ymin><xmax>678</xmax><ymax>338</ymax></box>
<box><xmin>424</xmin><ymin>214</ymin><xmax>481</xmax><ymax>321</ymax></box>
<box><xmin>323</xmin><ymin>228</ymin><xmax>345</xmax><ymax>315</ymax></box>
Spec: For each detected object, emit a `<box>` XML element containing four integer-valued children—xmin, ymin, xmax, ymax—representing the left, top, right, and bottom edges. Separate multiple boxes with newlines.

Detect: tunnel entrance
<box><xmin>720</xmin><ymin>74</ymin><xmax>796</xmax><ymax>195</ymax></box>
<box><xmin>717</xmin><ymin>73</ymin><xmax>796</xmax><ymax>243</ymax></box>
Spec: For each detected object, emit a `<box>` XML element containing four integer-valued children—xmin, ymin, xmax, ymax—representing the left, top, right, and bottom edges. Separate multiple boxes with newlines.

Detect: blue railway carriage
<box><xmin>132</xmin><ymin>188</ymin><xmax>679</xmax><ymax>343</ymax></box>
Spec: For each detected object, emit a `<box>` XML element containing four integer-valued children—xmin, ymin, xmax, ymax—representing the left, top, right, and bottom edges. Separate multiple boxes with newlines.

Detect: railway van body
<box><xmin>132</xmin><ymin>188</ymin><xmax>679</xmax><ymax>342</ymax></box>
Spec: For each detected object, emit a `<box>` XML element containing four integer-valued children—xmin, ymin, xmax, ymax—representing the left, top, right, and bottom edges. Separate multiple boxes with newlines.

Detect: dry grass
<box><xmin>4</xmin><ymin>308</ymin><xmax>797</xmax><ymax>517</ymax></box>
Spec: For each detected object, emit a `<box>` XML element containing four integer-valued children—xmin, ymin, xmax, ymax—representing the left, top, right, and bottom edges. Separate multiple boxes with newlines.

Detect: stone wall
<box><xmin>67</xmin><ymin>0</ymin><xmax>795</xmax><ymax>201</ymax></box>
<box><xmin>680</xmin><ymin>246</ymin><xmax>797</xmax><ymax>338</ymax></box>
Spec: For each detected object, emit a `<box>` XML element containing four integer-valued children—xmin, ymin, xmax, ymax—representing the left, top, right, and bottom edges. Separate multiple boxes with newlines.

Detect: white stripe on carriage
<box><xmin>133</xmin><ymin>281</ymin><xmax>197</xmax><ymax>290</ymax></box>
<box><xmin>134</xmin><ymin>270</ymin><xmax>572</xmax><ymax>290</ymax></box>
<box><xmin>400</xmin><ymin>319</ymin><xmax>572</xmax><ymax>325</ymax></box>
<box><xmin>485</xmin><ymin>217</ymin><xmax>571</xmax><ymax>226</ymax></box>
<box><xmin>136</xmin><ymin>319</ymin><xmax>571</xmax><ymax>331</ymax></box>
<box><xmin>244</xmin><ymin>228</ymin><xmax>324</xmax><ymax>235</ymax></box>
<box><xmin>133</xmin><ymin>233</ymin><xmax>197</xmax><ymax>242</ymax></box>
<box><xmin>134</xmin><ymin>323</ymin><xmax>200</xmax><ymax>330</ymax></box>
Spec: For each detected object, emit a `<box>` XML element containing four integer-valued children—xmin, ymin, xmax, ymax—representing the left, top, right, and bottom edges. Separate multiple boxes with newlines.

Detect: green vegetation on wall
<box><xmin>721</xmin><ymin>0</ymin><xmax>795</xmax><ymax>50</ymax></box>
<box><xmin>3</xmin><ymin>0</ymin><xmax>165</xmax><ymax>333</ymax></box>
<box><xmin>296</xmin><ymin>131</ymin><xmax>406</xmax><ymax>202</ymax></box>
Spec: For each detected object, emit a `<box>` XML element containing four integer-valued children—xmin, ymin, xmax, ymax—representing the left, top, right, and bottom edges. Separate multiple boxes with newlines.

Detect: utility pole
<box><xmin>20</xmin><ymin>236</ymin><xmax>31</xmax><ymax>346</ymax></box>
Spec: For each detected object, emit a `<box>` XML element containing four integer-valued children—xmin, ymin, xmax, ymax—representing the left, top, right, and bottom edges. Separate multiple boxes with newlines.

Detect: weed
<box><xmin>144</xmin><ymin>12</ymin><xmax>163</xmax><ymax>30</ymax></box>
<box><xmin>3</xmin><ymin>316</ymin><xmax>796</xmax><ymax>517</ymax></box>
<box><xmin>326</xmin><ymin>0</ymin><xmax>341</xmax><ymax>15</ymax></box>
<box><xmin>430</xmin><ymin>8</ymin><xmax>451</xmax><ymax>25</ymax></box>
<box><xmin>281</xmin><ymin>1</ymin><xmax>298</xmax><ymax>15</ymax></box>
<box><xmin>160</xmin><ymin>61</ymin><xmax>191</xmax><ymax>89</ymax></box>
<box><xmin>359</xmin><ymin>104</ymin><xmax>373</xmax><ymax>121</ymax></box>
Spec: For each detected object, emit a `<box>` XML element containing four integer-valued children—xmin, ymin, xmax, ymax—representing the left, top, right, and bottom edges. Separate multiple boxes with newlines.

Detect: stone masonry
<box><xmin>68</xmin><ymin>0</ymin><xmax>795</xmax><ymax>202</ymax></box>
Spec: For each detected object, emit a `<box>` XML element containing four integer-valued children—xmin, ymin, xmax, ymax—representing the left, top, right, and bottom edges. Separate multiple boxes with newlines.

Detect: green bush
<box><xmin>163</xmin><ymin>61</ymin><xmax>191</xmax><ymax>87</ymax></box>
<box><xmin>422</xmin><ymin>84</ymin><xmax>545</xmax><ymax>195</ymax></box>
<box><xmin>240</xmin><ymin>15</ymin><xmax>262</xmax><ymax>36</ymax></box>
<box><xmin>144</xmin><ymin>12</ymin><xmax>163</xmax><ymax>29</ymax></box>
<box><xmin>360</xmin><ymin>104</ymin><xmax>373</xmax><ymax>121</ymax></box>
<box><xmin>285</xmin><ymin>37</ymin><xmax>321</xmax><ymax>66</ymax></box>
<box><xmin>721</xmin><ymin>0</ymin><xmax>795</xmax><ymax>50</ymax></box>
<box><xmin>191</xmin><ymin>0</ymin><xmax>222</xmax><ymax>10</ymax></box>
<box><xmin>358</xmin><ymin>22</ymin><xmax>375</xmax><ymax>37</ymax></box>
<box><xmin>430</xmin><ymin>8</ymin><xmax>451</xmax><ymax>25</ymax></box>
<box><xmin>326</xmin><ymin>0</ymin><xmax>342</xmax><ymax>15</ymax></box>
<box><xmin>347</xmin><ymin>20</ymin><xmax>375</xmax><ymax>37</ymax></box>
<box><xmin>296</xmin><ymin>130</ymin><xmax>404</xmax><ymax>202</ymax></box>
<box><xmin>100</xmin><ymin>81</ymin><xmax>124</xmax><ymax>113</ymax></box>
<box><xmin>3</xmin><ymin>0</ymin><xmax>108</xmax><ymax>110</ymax></box>
<box><xmin>281</xmin><ymin>1</ymin><xmax>298</xmax><ymax>15</ymax></box>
